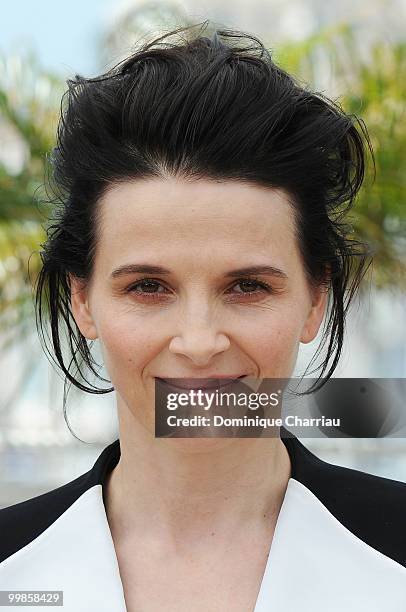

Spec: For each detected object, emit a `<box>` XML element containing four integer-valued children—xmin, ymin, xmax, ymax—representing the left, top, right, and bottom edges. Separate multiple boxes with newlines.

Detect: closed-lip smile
<box><xmin>155</xmin><ymin>375</ymin><xmax>246</xmax><ymax>391</ymax></box>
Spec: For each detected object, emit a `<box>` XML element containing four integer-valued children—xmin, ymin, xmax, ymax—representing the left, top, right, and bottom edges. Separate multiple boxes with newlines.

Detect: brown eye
<box><xmin>125</xmin><ymin>276</ymin><xmax>276</xmax><ymax>303</ymax></box>
<box><xmin>234</xmin><ymin>280</ymin><xmax>268</xmax><ymax>293</ymax></box>
<box><xmin>229</xmin><ymin>278</ymin><xmax>274</xmax><ymax>296</ymax></box>
<box><xmin>129</xmin><ymin>280</ymin><xmax>164</xmax><ymax>293</ymax></box>
<box><xmin>126</xmin><ymin>279</ymin><xmax>171</xmax><ymax>300</ymax></box>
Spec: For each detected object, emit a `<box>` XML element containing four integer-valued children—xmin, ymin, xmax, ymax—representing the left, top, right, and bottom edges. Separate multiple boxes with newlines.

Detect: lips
<box><xmin>155</xmin><ymin>375</ymin><xmax>246</xmax><ymax>391</ymax></box>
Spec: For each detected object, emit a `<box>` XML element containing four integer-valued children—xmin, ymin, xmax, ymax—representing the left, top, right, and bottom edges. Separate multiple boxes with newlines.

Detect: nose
<box><xmin>168</xmin><ymin>309</ymin><xmax>230</xmax><ymax>366</ymax></box>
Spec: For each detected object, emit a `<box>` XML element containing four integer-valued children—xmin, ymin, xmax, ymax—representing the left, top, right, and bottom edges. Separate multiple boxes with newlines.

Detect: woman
<box><xmin>0</xmin><ymin>23</ymin><xmax>405</xmax><ymax>612</ymax></box>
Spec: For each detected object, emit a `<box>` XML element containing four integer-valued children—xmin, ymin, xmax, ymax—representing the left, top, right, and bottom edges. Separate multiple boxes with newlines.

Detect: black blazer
<box><xmin>1</xmin><ymin>430</ymin><xmax>406</xmax><ymax>611</ymax></box>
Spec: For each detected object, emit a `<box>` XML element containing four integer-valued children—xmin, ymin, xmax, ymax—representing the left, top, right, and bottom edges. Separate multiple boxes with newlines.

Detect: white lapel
<box><xmin>254</xmin><ymin>478</ymin><xmax>406</xmax><ymax>611</ymax></box>
<box><xmin>2</xmin><ymin>457</ymin><xmax>406</xmax><ymax>611</ymax></box>
<box><xmin>0</xmin><ymin>485</ymin><xmax>127</xmax><ymax>612</ymax></box>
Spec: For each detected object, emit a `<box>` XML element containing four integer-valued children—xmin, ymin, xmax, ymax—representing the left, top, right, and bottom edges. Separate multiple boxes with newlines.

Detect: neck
<box><xmin>104</xmin><ymin>401</ymin><xmax>292</xmax><ymax>548</ymax></box>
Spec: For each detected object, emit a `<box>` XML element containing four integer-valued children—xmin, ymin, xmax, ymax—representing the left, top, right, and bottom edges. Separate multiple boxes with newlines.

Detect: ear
<box><xmin>300</xmin><ymin>282</ymin><xmax>329</xmax><ymax>345</ymax></box>
<box><xmin>69</xmin><ymin>274</ymin><xmax>98</xmax><ymax>340</ymax></box>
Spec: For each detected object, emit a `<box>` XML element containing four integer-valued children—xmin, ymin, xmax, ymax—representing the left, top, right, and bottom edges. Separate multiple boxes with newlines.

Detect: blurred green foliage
<box><xmin>275</xmin><ymin>22</ymin><xmax>406</xmax><ymax>290</ymax></box>
<box><xmin>0</xmin><ymin>50</ymin><xmax>64</xmax><ymax>354</ymax></box>
<box><xmin>0</xmin><ymin>18</ymin><xmax>405</xmax><ymax>362</ymax></box>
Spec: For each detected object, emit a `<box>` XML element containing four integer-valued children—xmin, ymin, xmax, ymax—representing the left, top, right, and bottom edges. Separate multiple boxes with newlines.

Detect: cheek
<box><xmin>96</xmin><ymin>313</ymin><xmax>154</xmax><ymax>390</ymax></box>
<box><xmin>243</xmin><ymin>310</ymin><xmax>303</xmax><ymax>377</ymax></box>
<box><xmin>95</xmin><ymin>311</ymin><xmax>160</xmax><ymax>431</ymax></box>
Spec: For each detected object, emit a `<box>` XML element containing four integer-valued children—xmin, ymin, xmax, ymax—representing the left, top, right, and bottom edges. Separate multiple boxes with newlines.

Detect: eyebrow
<box><xmin>110</xmin><ymin>263</ymin><xmax>288</xmax><ymax>280</ymax></box>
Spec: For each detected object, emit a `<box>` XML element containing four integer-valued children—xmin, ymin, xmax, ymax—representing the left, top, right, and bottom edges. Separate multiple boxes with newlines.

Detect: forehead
<box><xmin>96</xmin><ymin>177</ymin><xmax>299</xmax><ymax>266</ymax></box>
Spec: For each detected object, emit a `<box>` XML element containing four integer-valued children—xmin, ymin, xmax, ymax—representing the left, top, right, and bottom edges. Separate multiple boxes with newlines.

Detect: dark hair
<box><xmin>35</xmin><ymin>21</ymin><xmax>374</xmax><ymax>410</ymax></box>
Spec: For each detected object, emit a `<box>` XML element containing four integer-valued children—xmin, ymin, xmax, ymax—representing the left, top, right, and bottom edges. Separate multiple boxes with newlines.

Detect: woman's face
<box><xmin>70</xmin><ymin>177</ymin><xmax>327</xmax><ymax>435</ymax></box>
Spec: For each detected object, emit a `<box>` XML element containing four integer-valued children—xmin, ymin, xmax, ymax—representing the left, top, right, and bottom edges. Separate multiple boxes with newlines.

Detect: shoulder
<box><xmin>284</xmin><ymin>432</ymin><xmax>406</xmax><ymax>568</ymax></box>
<box><xmin>0</xmin><ymin>470</ymin><xmax>93</xmax><ymax>564</ymax></box>
<box><xmin>0</xmin><ymin>439</ymin><xmax>120</xmax><ymax>565</ymax></box>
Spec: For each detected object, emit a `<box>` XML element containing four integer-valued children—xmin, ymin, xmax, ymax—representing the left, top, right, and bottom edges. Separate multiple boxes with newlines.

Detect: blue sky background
<box><xmin>3</xmin><ymin>0</ymin><xmax>406</xmax><ymax>78</ymax></box>
<box><xmin>0</xmin><ymin>0</ymin><xmax>115</xmax><ymax>76</ymax></box>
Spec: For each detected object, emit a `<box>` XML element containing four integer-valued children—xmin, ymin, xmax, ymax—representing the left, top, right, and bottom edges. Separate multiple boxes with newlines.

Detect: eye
<box><xmin>125</xmin><ymin>276</ymin><xmax>276</xmax><ymax>302</ymax></box>
<box><xmin>226</xmin><ymin>278</ymin><xmax>274</xmax><ymax>298</ymax></box>
<box><xmin>126</xmin><ymin>279</ymin><xmax>170</xmax><ymax>299</ymax></box>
